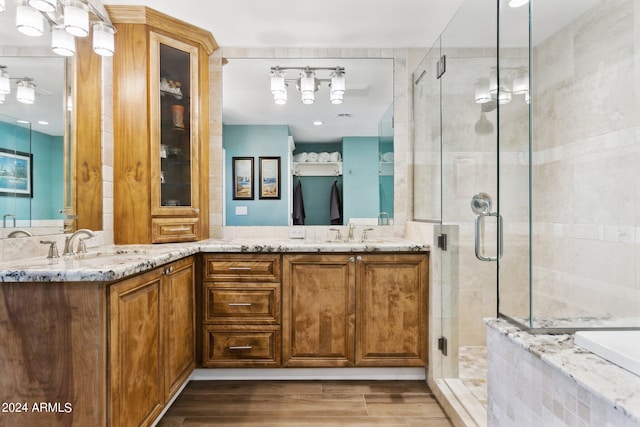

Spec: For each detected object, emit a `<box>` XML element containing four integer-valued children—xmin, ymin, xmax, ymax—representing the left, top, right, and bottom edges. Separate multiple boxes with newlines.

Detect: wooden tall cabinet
<box><xmin>108</xmin><ymin>6</ymin><xmax>217</xmax><ymax>244</ymax></box>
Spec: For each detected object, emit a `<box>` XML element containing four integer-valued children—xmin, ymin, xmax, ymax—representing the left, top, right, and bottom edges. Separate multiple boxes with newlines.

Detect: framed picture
<box><xmin>232</xmin><ymin>157</ymin><xmax>254</xmax><ymax>200</ymax></box>
<box><xmin>0</xmin><ymin>148</ymin><xmax>33</xmax><ymax>198</ymax></box>
<box><xmin>259</xmin><ymin>156</ymin><xmax>281</xmax><ymax>200</ymax></box>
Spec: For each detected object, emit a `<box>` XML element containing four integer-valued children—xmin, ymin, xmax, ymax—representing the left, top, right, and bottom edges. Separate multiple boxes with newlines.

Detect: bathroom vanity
<box><xmin>0</xmin><ymin>239</ymin><xmax>428</xmax><ymax>427</ymax></box>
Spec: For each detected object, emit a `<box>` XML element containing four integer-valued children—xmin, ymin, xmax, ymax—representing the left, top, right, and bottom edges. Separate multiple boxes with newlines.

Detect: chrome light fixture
<box><xmin>3</xmin><ymin>0</ymin><xmax>115</xmax><ymax>57</ymax></box>
<box><xmin>269</xmin><ymin>66</ymin><xmax>346</xmax><ymax>105</ymax></box>
<box><xmin>0</xmin><ymin>66</ymin><xmax>10</xmax><ymax>95</ymax></box>
<box><xmin>16</xmin><ymin>78</ymin><xmax>36</xmax><ymax>104</ymax></box>
<box><xmin>0</xmin><ymin>0</ymin><xmax>6</xmax><ymax>13</ymax></box>
<box><xmin>0</xmin><ymin>93</ymin><xmax>5</xmax><ymax>104</ymax></box>
<box><xmin>16</xmin><ymin>0</ymin><xmax>44</xmax><ymax>36</ymax></box>
<box><xmin>509</xmin><ymin>0</ymin><xmax>529</xmax><ymax>7</ymax></box>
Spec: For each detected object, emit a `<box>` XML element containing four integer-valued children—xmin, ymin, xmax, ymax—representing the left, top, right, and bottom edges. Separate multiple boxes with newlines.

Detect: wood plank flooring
<box><xmin>158</xmin><ymin>380</ymin><xmax>453</xmax><ymax>426</ymax></box>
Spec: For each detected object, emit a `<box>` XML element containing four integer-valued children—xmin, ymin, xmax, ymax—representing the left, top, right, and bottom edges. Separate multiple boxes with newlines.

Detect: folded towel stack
<box><xmin>294</xmin><ymin>151</ymin><xmax>342</xmax><ymax>162</ymax></box>
<box><xmin>381</xmin><ymin>152</ymin><xmax>394</xmax><ymax>162</ymax></box>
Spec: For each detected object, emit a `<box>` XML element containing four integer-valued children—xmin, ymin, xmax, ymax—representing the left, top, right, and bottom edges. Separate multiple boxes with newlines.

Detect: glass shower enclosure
<box><xmin>413</xmin><ymin>0</ymin><xmax>640</xmax><ymax>423</ymax></box>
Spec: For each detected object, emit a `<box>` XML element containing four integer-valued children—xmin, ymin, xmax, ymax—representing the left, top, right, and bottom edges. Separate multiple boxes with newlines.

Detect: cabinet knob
<box><xmin>349</xmin><ymin>257</ymin><xmax>355</xmax><ymax>263</ymax></box>
<box><xmin>194</xmin><ymin>208</ymin><xmax>200</xmax><ymax>214</ymax></box>
<box><xmin>356</xmin><ymin>256</ymin><xmax>362</xmax><ymax>261</ymax></box>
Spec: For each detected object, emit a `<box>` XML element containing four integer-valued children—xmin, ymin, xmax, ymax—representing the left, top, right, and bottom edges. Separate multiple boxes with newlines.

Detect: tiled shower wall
<box><xmin>530</xmin><ymin>0</ymin><xmax>640</xmax><ymax>321</ymax></box>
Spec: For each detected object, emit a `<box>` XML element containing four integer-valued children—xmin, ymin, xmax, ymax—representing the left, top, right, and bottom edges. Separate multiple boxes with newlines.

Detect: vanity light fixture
<box><xmin>16</xmin><ymin>78</ymin><xmax>36</xmax><ymax>104</ymax></box>
<box><xmin>16</xmin><ymin>0</ymin><xmax>44</xmax><ymax>37</ymax></box>
<box><xmin>0</xmin><ymin>66</ymin><xmax>10</xmax><ymax>95</ymax></box>
<box><xmin>270</xmin><ymin>66</ymin><xmax>346</xmax><ymax>106</ymax></box>
<box><xmin>475</xmin><ymin>67</ymin><xmax>529</xmax><ymax>105</ymax></box>
<box><xmin>0</xmin><ymin>93</ymin><xmax>5</xmax><ymax>104</ymax></box>
<box><xmin>63</xmin><ymin>0</ymin><xmax>89</xmax><ymax>37</ymax></box>
<box><xmin>2</xmin><ymin>0</ymin><xmax>116</xmax><ymax>57</ymax></box>
<box><xmin>51</xmin><ymin>25</ymin><xmax>76</xmax><ymax>56</ymax></box>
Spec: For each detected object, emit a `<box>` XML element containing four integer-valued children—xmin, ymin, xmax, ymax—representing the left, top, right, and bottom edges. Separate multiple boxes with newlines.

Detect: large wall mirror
<box><xmin>0</xmin><ymin>0</ymin><xmax>70</xmax><ymax>238</ymax></box>
<box><xmin>222</xmin><ymin>56</ymin><xmax>394</xmax><ymax>226</ymax></box>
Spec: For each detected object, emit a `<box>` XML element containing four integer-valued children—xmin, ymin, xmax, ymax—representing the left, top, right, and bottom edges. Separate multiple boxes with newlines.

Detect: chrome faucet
<box><xmin>7</xmin><ymin>229</ymin><xmax>33</xmax><ymax>238</ymax></box>
<box><xmin>63</xmin><ymin>229</ymin><xmax>97</xmax><ymax>255</ymax></box>
<box><xmin>3</xmin><ymin>213</ymin><xmax>16</xmax><ymax>228</ymax></box>
<box><xmin>348</xmin><ymin>223</ymin><xmax>355</xmax><ymax>241</ymax></box>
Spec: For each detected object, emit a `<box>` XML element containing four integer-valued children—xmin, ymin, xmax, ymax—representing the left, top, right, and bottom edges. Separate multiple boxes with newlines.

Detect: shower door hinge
<box><xmin>438</xmin><ymin>336</ymin><xmax>448</xmax><ymax>356</ymax></box>
<box><xmin>436</xmin><ymin>55</ymin><xmax>446</xmax><ymax>79</ymax></box>
<box><xmin>437</xmin><ymin>233</ymin><xmax>447</xmax><ymax>251</ymax></box>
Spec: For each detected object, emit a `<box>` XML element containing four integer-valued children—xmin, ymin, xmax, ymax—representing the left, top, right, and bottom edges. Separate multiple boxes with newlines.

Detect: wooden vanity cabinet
<box><xmin>282</xmin><ymin>253</ymin><xmax>428</xmax><ymax>368</ymax></box>
<box><xmin>201</xmin><ymin>254</ymin><xmax>282</xmax><ymax>367</ymax></box>
<box><xmin>355</xmin><ymin>254</ymin><xmax>428</xmax><ymax>366</ymax></box>
<box><xmin>108</xmin><ymin>6</ymin><xmax>217</xmax><ymax>244</ymax></box>
<box><xmin>282</xmin><ymin>254</ymin><xmax>356</xmax><ymax>367</ymax></box>
<box><xmin>109</xmin><ymin>256</ymin><xmax>195</xmax><ymax>427</ymax></box>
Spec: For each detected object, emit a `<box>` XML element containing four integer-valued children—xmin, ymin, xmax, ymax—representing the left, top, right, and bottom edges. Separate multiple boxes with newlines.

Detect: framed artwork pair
<box><xmin>232</xmin><ymin>156</ymin><xmax>280</xmax><ymax>200</ymax></box>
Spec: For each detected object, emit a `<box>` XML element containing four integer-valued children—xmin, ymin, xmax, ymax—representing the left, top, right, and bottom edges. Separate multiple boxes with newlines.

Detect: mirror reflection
<box><xmin>0</xmin><ymin>57</ymin><xmax>66</xmax><ymax>238</ymax></box>
<box><xmin>222</xmin><ymin>58</ymin><xmax>394</xmax><ymax>226</ymax></box>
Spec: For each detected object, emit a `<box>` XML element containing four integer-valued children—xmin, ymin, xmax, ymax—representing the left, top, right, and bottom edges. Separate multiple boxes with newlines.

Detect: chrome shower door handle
<box><xmin>474</xmin><ymin>211</ymin><xmax>503</xmax><ymax>261</ymax></box>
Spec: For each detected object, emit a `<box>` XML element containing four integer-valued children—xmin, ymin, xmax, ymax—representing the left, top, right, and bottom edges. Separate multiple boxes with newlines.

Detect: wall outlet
<box><xmin>235</xmin><ymin>206</ymin><xmax>248</xmax><ymax>216</ymax></box>
<box><xmin>289</xmin><ymin>227</ymin><xmax>306</xmax><ymax>239</ymax></box>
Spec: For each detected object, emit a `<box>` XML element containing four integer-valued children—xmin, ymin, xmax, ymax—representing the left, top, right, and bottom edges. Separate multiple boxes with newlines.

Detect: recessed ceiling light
<box><xmin>16</xmin><ymin>119</ymin><xmax>30</xmax><ymax>124</ymax></box>
<box><xmin>37</xmin><ymin>120</ymin><xmax>49</xmax><ymax>125</ymax></box>
<box><xmin>313</xmin><ymin>120</ymin><xmax>323</xmax><ymax>126</ymax></box>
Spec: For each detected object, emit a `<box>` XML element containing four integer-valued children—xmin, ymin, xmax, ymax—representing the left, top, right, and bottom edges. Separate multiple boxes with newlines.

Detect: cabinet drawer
<box><xmin>204</xmin><ymin>283</ymin><xmax>280</xmax><ymax>324</ymax></box>
<box><xmin>152</xmin><ymin>218</ymin><xmax>199</xmax><ymax>243</ymax></box>
<box><xmin>203</xmin><ymin>254</ymin><xmax>280</xmax><ymax>282</ymax></box>
<box><xmin>202</xmin><ymin>325</ymin><xmax>280</xmax><ymax>367</ymax></box>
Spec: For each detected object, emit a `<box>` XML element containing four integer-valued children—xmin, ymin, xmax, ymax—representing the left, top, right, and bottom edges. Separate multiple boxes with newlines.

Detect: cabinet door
<box><xmin>282</xmin><ymin>254</ymin><xmax>355</xmax><ymax>367</ymax></box>
<box><xmin>356</xmin><ymin>254</ymin><xmax>428</xmax><ymax>366</ymax></box>
<box><xmin>149</xmin><ymin>31</ymin><xmax>200</xmax><ymax>221</ymax></box>
<box><xmin>163</xmin><ymin>257</ymin><xmax>196</xmax><ymax>400</ymax></box>
<box><xmin>109</xmin><ymin>268</ymin><xmax>164</xmax><ymax>427</ymax></box>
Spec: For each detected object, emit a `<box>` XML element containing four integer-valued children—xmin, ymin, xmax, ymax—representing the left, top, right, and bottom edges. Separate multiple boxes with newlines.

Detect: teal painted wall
<box><xmin>379</xmin><ymin>140</ymin><xmax>394</xmax><ymax>218</ymax></box>
<box><xmin>223</xmin><ymin>125</ymin><xmax>290</xmax><ymax>226</ymax></box>
<box><xmin>0</xmin><ymin>122</ymin><xmax>63</xmax><ymax>221</ymax></box>
<box><xmin>342</xmin><ymin>136</ymin><xmax>380</xmax><ymax>222</ymax></box>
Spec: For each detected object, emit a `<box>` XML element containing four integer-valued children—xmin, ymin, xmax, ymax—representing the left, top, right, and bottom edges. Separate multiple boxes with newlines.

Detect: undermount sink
<box><xmin>66</xmin><ymin>248</ymin><xmax>150</xmax><ymax>260</ymax></box>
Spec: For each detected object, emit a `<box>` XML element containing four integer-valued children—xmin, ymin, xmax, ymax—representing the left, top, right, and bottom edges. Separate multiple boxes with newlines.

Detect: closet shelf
<box><xmin>293</xmin><ymin>161</ymin><xmax>343</xmax><ymax>177</ymax></box>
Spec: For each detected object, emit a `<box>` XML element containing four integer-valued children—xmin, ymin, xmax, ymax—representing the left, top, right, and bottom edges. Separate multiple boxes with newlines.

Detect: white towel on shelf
<box><xmin>318</xmin><ymin>152</ymin><xmax>331</xmax><ymax>162</ymax></box>
<box><xmin>330</xmin><ymin>151</ymin><xmax>342</xmax><ymax>162</ymax></box>
<box><xmin>382</xmin><ymin>152</ymin><xmax>394</xmax><ymax>162</ymax></box>
<box><xmin>293</xmin><ymin>152</ymin><xmax>308</xmax><ymax>162</ymax></box>
<box><xmin>307</xmin><ymin>152</ymin><xmax>319</xmax><ymax>162</ymax></box>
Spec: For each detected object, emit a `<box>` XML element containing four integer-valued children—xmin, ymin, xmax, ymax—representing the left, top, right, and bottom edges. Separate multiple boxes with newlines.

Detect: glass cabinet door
<box><xmin>150</xmin><ymin>32</ymin><xmax>200</xmax><ymax>217</ymax></box>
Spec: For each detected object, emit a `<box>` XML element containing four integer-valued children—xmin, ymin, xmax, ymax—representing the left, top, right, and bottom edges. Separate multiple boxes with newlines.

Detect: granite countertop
<box><xmin>486</xmin><ymin>318</ymin><xmax>640</xmax><ymax>424</ymax></box>
<box><xmin>0</xmin><ymin>238</ymin><xmax>428</xmax><ymax>283</ymax></box>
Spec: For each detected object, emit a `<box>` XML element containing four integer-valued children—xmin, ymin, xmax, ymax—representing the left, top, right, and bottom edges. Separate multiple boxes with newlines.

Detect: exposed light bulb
<box><xmin>0</xmin><ymin>93</ymin><xmax>5</xmax><ymax>104</ymax></box>
<box><xmin>0</xmin><ymin>0</ymin><xmax>6</xmax><ymax>13</ymax></box>
<box><xmin>509</xmin><ymin>0</ymin><xmax>529</xmax><ymax>7</ymax></box>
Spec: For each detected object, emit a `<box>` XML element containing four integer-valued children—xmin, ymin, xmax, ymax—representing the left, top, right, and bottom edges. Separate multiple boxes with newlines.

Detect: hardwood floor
<box><xmin>158</xmin><ymin>380</ymin><xmax>453</xmax><ymax>426</ymax></box>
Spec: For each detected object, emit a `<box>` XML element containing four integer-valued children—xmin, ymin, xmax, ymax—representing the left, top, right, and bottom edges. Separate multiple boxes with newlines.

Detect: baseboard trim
<box><xmin>190</xmin><ymin>367</ymin><xmax>426</xmax><ymax>381</ymax></box>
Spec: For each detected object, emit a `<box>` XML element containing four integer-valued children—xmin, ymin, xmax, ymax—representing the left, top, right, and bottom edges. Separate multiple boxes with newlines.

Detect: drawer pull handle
<box><xmin>167</xmin><ymin>227</ymin><xmax>191</xmax><ymax>232</ymax></box>
<box><xmin>228</xmin><ymin>346</ymin><xmax>252</xmax><ymax>350</ymax></box>
<box><xmin>228</xmin><ymin>303</ymin><xmax>252</xmax><ymax>306</ymax></box>
<box><xmin>228</xmin><ymin>267</ymin><xmax>252</xmax><ymax>270</ymax></box>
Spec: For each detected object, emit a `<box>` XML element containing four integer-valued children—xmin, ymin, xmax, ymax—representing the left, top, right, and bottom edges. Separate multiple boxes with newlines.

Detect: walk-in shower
<box><xmin>412</xmin><ymin>0</ymin><xmax>640</xmax><ymax>424</ymax></box>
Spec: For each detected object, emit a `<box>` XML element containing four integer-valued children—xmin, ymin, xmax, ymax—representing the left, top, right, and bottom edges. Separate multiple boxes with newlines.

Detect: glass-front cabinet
<box><xmin>109</xmin><ymin>6</ymin><xmax>216</xmax><ymax>244</ymax></box>
<box><xmin>150</xmin><ymin>33</ymin><xmax>199</xmax><ymax>225</ymax></box>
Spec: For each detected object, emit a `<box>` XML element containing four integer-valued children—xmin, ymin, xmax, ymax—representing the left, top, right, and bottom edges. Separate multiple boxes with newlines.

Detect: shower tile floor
<box><xmin>459</xmin><ymin>346</ymin><xmax>488</xmax><ymax>408</ymax></box>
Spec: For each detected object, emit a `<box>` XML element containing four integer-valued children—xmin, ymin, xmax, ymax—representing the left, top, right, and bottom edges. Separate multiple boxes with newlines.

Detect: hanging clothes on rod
<box><xmin>329</xmin><ymin>179</ymin><xmax>342</xmax><ymax>225</ymax></box>
<box><xmin>293</xmin><ymin>179</ymin><xmax>306</xmax><ymax>225</ymax></box>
